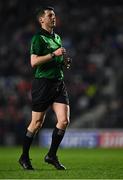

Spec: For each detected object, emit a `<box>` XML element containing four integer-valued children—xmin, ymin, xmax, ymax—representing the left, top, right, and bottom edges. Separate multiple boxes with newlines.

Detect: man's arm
<box><xmin>31</xmin><ymin>47</ymin><xmax>66</xmax><ymax>67</ymax></box>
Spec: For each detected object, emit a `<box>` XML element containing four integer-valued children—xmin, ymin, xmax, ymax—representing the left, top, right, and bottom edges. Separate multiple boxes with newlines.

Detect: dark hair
<box><xmin>36</xmin><ymin>6</ymin><xmax>54</xmax><ymax>20</ymax></box>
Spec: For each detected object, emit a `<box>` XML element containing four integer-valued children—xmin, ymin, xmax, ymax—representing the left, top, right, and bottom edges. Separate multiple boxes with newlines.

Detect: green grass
<box><xmin>0</xmin><ymin>147</ymin><xmax>123</xmax><ymax>179</ymax></box>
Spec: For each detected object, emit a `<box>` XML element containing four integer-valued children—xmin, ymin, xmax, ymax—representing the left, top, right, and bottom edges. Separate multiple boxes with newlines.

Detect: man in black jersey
<box><xmin>19</xmin><ymin>6</ymin><xmax>71</xmax><ymax>170</ymax></box>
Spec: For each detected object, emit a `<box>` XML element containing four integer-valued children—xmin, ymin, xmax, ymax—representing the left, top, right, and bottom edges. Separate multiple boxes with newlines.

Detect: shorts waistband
<box><xmin>34</xmin><ymin>77</ymin><xmax>63</xmax><ymax>82</ymax></box>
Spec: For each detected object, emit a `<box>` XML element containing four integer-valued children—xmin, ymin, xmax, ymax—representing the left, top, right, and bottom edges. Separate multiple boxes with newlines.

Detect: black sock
<box><xmin>48</xmin><ymin>127</ymin><xmax>65</xmax><ymax>157</ymax></box>
<box><xmin>21</xmin><ymin>130</ymin><xmax>34</xmax><ymax>158</ymax></box>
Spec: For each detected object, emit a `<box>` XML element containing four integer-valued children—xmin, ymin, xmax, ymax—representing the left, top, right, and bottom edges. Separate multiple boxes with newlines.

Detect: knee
<box><xmin>36</xmin><ymin>120</ymin><xmax>42</xmax><ymax>130</ymax></box>
<box><xmin>61</xmin><ymin>117</ymin><xmax>70</xmax><ymax>128</ymax></box>
<box><xmin>32</xmin><ymin>119</ymin><xmax>42</xmax><ymax>132</ymax></box>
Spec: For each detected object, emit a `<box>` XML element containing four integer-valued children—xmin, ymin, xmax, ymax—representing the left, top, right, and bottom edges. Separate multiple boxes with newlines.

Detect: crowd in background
<box><xmin>0</xmin><ymin>0</ymin><xmax>123</xmax><ymax>145</ymax></box>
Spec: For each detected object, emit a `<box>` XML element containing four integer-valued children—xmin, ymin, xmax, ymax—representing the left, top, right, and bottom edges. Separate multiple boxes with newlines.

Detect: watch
<box><xmin>51</xmin><ymin>52</ymin><xmax>55</xmax><ymax>58</ymax></box>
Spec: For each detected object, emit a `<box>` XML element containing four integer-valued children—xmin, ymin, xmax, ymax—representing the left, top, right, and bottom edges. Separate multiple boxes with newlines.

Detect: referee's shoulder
<box><xmin>31</xmin><ymin>32</ymin><xmax>42</xmax><ymax>42</ymax></box>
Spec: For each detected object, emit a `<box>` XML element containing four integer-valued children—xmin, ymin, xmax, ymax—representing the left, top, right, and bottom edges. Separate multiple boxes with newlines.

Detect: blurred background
<box><xmin>0</xmin><ymin>0</ymin><xmax>123</xmax><ymax>147</ymax></box>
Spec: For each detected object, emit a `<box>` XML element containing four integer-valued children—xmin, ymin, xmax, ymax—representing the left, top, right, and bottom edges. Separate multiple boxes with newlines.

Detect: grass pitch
<box><xmin>0</xmin><ymin>147</ymin><xmax>123</xmax><ymax>179</ymax></box>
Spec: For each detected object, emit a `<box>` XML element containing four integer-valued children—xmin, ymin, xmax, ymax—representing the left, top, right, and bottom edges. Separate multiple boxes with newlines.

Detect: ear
<box><xmin>39</xmin><ymin>16</ymin><xmax>44</xmax><ymax>24</ymax></box>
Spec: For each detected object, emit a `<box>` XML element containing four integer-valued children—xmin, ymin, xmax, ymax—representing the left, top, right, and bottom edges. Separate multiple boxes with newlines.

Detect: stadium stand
<box><xmin>0</xmin><ymin>0</ymin><xmax>123</xmax><ymax>144</ymax></box>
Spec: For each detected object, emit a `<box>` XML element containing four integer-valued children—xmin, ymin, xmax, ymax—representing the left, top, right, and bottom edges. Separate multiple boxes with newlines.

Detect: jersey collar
<box><xmin>40</xmin><ymin>28</ymin><xmax>55</xmax><ymax>38</ymax></box>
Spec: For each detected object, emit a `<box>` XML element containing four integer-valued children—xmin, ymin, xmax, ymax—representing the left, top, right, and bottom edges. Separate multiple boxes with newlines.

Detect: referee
<box><xmin>19</xmin><ymin>6</ymin><xmax>70</xmax><ymax>170</ymax></box>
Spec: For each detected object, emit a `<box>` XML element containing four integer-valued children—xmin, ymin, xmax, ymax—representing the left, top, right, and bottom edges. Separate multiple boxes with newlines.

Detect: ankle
<box><xmin>48</xmin><ymin>152</ymin><xmax>56</xmax><ymax>158</ymax></box>
<box><xmin>21</xmin><ymin>153</ymin><xmax>29</xmax><ymax>159</ymax></box>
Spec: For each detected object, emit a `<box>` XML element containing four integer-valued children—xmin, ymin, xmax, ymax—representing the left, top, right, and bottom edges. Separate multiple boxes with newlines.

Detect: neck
<box><xmin>41</xmin><ymin>25</ymin><xmax>53</xmax><ymax>34</ymax></box>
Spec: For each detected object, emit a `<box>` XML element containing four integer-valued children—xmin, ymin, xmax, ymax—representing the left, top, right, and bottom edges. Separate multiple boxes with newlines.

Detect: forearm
<box><xmin>31</xmin><ymin>54</ymin><xmax>53</xmax><ymax>67</ymax></box>
<box><xmin>31</xmin><ymin>47</ymin><xmax>65</xmax><ymax>67</ymax></box>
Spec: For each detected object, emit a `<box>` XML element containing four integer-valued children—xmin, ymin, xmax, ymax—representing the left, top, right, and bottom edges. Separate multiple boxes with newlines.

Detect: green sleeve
<box><xmin>30</xmin><ymin>34</ymin><xmax>44</xmax><ymax>55</ymax></box>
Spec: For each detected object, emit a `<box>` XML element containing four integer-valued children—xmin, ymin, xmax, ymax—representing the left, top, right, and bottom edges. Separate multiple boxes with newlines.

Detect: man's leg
<box><xmin>45</xmin><ymin>103</ymin><xmax>70</xmax><ymax>170</ymax></box>
<box><xmin>19</xmin><ymin>111</ymin><xmax>45</xmax><ymax>170</ymax></box>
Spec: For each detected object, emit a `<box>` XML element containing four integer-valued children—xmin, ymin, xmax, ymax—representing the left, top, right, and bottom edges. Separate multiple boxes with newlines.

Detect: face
<box><xmin>40</xmin><ymin>10</ymin><xmax>56</xmax><ymax>28</ymax></box>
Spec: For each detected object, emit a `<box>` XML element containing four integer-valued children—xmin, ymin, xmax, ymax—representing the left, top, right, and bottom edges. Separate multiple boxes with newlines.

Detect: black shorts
<box><xmin>31</xmin><ymin>78</ymin><xmax>69</xmax><ymax>112</ymax></box>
